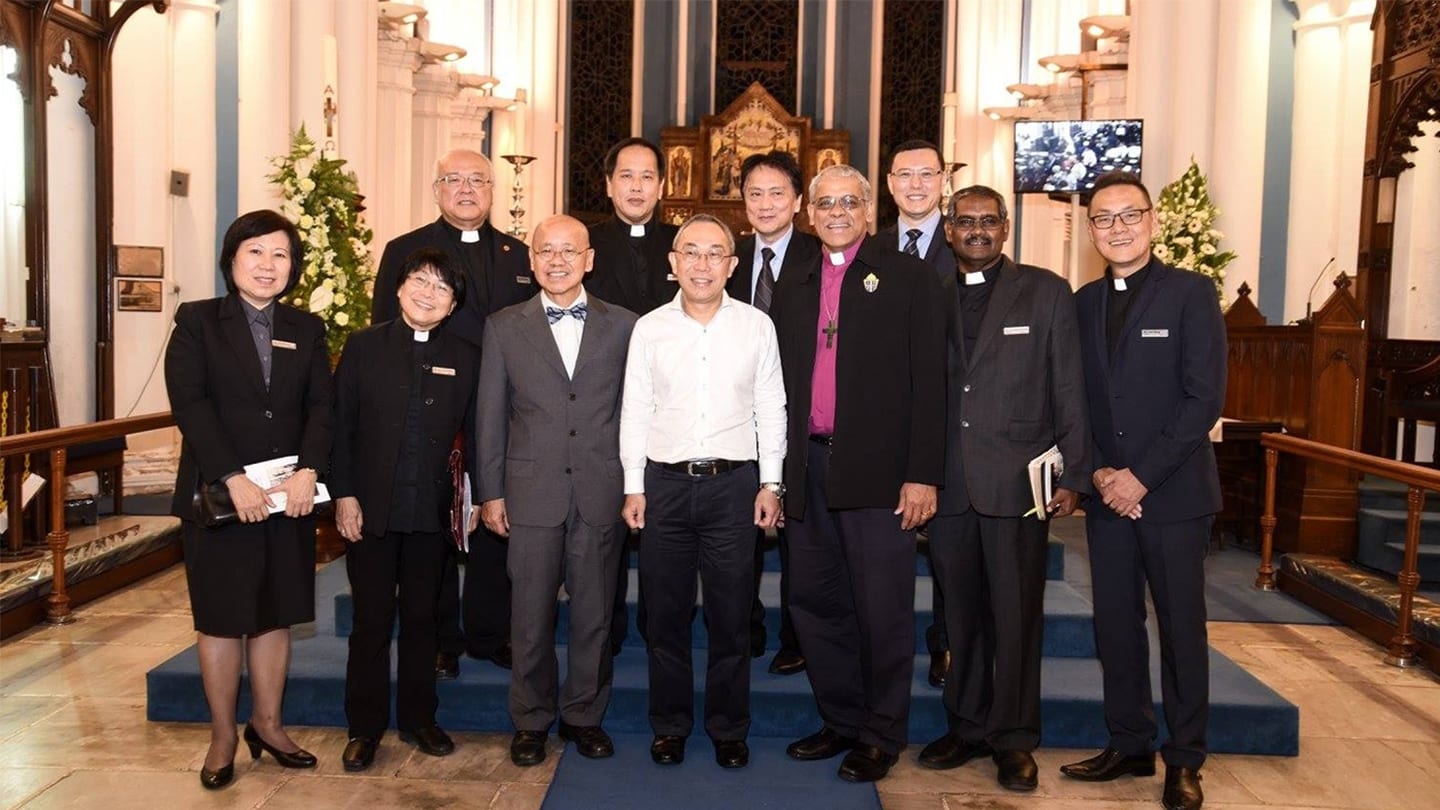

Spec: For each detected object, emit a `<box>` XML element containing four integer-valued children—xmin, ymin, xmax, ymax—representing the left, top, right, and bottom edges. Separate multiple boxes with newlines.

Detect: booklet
<box><xmin>243</xmin><ymin>455</ymin><xmax>331</xmax><ymax>514</ymax></box>
<box><xmin>1026</xmin><ymin>445</ymin><xmax>1064</xmax><ymax>521</ymax></box>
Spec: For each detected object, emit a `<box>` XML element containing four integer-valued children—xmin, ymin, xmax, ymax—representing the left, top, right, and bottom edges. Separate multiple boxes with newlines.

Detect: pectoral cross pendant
<box><xmin>823</xmin><ymin>318</ymin><xmax>838</xmax><ymax>348</ymax></box>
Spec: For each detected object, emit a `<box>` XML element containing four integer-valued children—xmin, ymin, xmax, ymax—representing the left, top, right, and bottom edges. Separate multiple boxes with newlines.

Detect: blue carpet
<box><xmin>541</xmin><ymin>734</ymin><xmax>879</xmax><ymax>810</ymax></box>
<box><xmin>1205</xmin><ymin>546</ymin><xmax>1337</xmax><ymax>625</ymax></box>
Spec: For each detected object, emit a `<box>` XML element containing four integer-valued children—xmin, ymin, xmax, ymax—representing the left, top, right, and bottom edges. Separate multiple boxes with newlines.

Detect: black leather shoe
<box><xmin>650</xmin><ymin>735</ymin><xmax>686</xmax><ymax>765</ymax></box>
<box><xmin>768</xmin><ymin>649</ymin><xmax>806</xmax><ymax>675</ymax></box>
<box><xmin>559</xmin><ymin>722</ymin><xmax>614</xmax><ymax>759</ymax></box>
<box><xmin>917</xmin><ymin>734</ymin><xmax>991</xmax><ymax>770</ymax></box>
<box><xmin>715</xmin><ymin>739</ymin><xmax>749</xmax><ymax>769</ymax></box>
<box><xmin>244</xmin><ymin>724</ymin><xmax>317</xmax><ymax>769</ymax></box>
<box><xmin>435</xmin><ymin>651</ymin><xmax>460</xmax><ymax>680</ymax></box>
<box><xmin>994</xmin><ymin>750</ymin><xmax>1039</xmax><ymax>791</ymax></box>
<box><xmin>400</xmin><ymin>724</ymin><xmax>455</xmax><ymax>757</ymax></box>
<box><xmin>786</xmin><ymin>727</ymin><xmax>857</xmax><ymax>761</ymax></box>
<box><xmin>1163</xmin><ymin>766</ymin><xmax>1204</xmax><ymax>810</ymax></box>
<box><xmin>1060</xmin><ymin>747</ymin><xmax>1156</xmax><ymax>781</ymax></box>
<box><xmin>837</xmin><ymin>744</ymin><xmax>898</xmax><ymax>783</ymax></box>
<box><xmin>928</xmin><ymin>649</ymin><xmax>950</xmax><ymax>688</ymax></box>
<box><xmin>510</xmin><ymin>730</ymin><xmax>548</xmax><ymax>767</ymax></box>
<box><xmin>342</xmin><ymin>736</ymin><xmax>380</xmax><ymax>772</ymax></box>
<box><xmin>199</xmin><ymin>761</ymin><xmax>234</xmax><ymax>790</ymax></box>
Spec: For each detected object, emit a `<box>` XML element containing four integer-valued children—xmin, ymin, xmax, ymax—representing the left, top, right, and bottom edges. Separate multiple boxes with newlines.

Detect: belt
<box><xmin>808</xmin><ymin>434</ymin><xmax>833</xmax><ymax>445</ymax></box>
<box><xmin>654</xmin><ymin>459</ymin><xmax>751</xmax><ymax>476</ymax></box>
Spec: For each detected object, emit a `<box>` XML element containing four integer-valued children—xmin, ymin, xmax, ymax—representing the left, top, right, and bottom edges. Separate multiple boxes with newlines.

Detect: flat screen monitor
<box><xmin>1013</xmin><ymin>119</ymin><xmax>1143</xmax><ymax>194</ymax></box>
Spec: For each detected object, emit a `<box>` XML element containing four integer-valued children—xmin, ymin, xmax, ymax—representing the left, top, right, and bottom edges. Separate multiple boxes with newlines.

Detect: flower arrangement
<box><xmin>268</xmin><ymin>126</ymin><xmax>375</xmax><ymax>355</ymax></box>
<box><xmin>1152</xmin><ymin>158</ymin><xmax>1235</xmax><ymax>303</ymax></box>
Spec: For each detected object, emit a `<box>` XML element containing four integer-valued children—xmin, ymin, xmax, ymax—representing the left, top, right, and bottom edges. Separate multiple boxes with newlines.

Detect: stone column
<box><xmin>289</xmin><ymin>0</ymin><xmax>335</xmax><ymax>145</ymax></box>
<box><xmin>335</xmin><ymin>1</ymin><xmax>378</xmax><ymax>212</ymax></box>
<box><xmin>411</xmin><ymin>65</ymin><xmax>457</xmax><ymax>227</ymax></box>
<box><xmin>236</xmin><ymin>0</ymin><xmax>292</xmax><ymax>213</ymax></box>
<box><xmin>373</xmin><ymin>32</ymin><xmax>422</xmax><ymax>252</ymax></box>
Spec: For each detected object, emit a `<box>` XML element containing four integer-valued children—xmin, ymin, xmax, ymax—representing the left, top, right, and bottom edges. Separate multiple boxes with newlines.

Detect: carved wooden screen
<box><xmin>565</xmin><ymin>0</ymin><xmax>635</xmax><ymax>223</ymax></box>
<box><xmin>658</xmin><ymin>82</ymin><xmax>848</xmax><ymax>236</ymax></box>
<box><xmin>876</xmin><ymin>0</ymin><xmax>944</xmax><ymax>229</ymax></box>
<box><xmin>714</xmin><ymin>0</ymin><xmax>798</xmax><ymax>113</ymax></box>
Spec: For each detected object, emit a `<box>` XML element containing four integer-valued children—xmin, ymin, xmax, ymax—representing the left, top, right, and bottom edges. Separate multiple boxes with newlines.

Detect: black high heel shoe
<box><xmin>199</xmin><ymin>761</ymin><xmax>234</xmax><ymax>790</ymax></box>
<box><xmin>244</xmin><ymin>724</ymin><xmax>317</xmax><ymax>769</ymax></box>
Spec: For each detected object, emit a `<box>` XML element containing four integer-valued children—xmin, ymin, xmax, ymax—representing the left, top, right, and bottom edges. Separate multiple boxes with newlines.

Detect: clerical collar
<box><xmin>439</xmin><ymin>217</ymin><xmax>483</xmax><ymax>243</ymax></box>
<box><xmin>413</xmin><ymin>329</ymin><xmax>430</xmax><ymax>342</ymax></box>
<box><xmin>961</xmin><ymin>256</ymin><xmax>1004</xmax><ymax>286</ymax></box>
<box><xmin>825</xmin><ymin>239</ymin><xmax>863</xmax><ymax>269</ymax></box>
<box><xmin>618</xmin><ymin>217</ymin><xmax>650</xmax><ymax>238</ymax></box>
<box><xmin>1108</xmin><ymin>255</ymin><xmax>1156</xmax><ymax>292</ymax></box>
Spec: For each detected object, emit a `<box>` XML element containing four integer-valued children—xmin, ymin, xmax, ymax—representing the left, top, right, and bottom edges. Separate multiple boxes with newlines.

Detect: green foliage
<box><xmin>1153</xmin><ymin>157</ymin><xmax>1236</xmax><ymax>304</ymax></box>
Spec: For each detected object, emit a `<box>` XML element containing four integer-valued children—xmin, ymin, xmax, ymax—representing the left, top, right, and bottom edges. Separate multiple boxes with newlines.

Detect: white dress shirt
<box><xmin>897</xmin><ymin>210</ymin><xmax>942</xmax><ymax>257</ymax></box>
<box><xmin>620</xmin><ymin>292</ymin><xmax>787</xmax><ymax>494</ymax></box>
<box><xmin>748</xmin><ymin>225</ymin><xmax>795</xmax><ymax>300</ymax></box>
<box><xmin>541</xmin><ymin>288</ymin><xmax>587</xmax><ymax>378</ymax></box>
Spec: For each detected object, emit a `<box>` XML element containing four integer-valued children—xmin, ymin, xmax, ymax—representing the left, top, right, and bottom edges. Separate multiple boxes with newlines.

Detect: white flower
<box><xmin>298</xmin><ymin>177</ymin><xmax>316</xmax><ymax>194</ymax></box>
<box><xmin>1217</xmin><ymin>269</ymin><xmax>1226</xmax><ymax>279</ymax></box>
<box><xmin>334</xmin><ymin>312</ymin><xmax>349</xmax><ymax>327</ymax></box>
<box><xmin>309</xmin><ymin>284</ymin><xmax>334</xmax><ymax>313</ymax></box>
<box><xmin>335</xmin><ymin>292</ymin><xmax>347</xmax><ymax>306</ymax></box>
<box><xmin>1153</xmin><ymin>244</ymin><xmax>1172</xmax><ymax>261</ymax></box>
<box><xmin>298</xmin><ymin>214</ymin><xmax>314</xmax><ymax>230</ymax></box>
<box><xmin>1200</xmin><ymin>243</ymin><xmax>1216</xmax><ymax>256</ymax></box>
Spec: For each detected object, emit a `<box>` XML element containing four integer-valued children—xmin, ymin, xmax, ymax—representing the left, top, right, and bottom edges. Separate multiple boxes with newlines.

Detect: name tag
<box><xmin>516</xmin><ymin>275</ymin><xmax>532</xmax><ymax>285</ymax></box>
<box><xmin>1003</xmin><ymin>326</ymin><xmax>1030</xmax><ymax>336</ymax></box>
<box><xmin>271</xmin><ymin>339</ymin><xmax>297</xmax><ymax>350</ymax></box>
<box><xmin>666</xmin><ymin>273</ymin><xmax>678</xmax><ymax>282</ymax></box>
<box><xmin>432</xmin><ymin>366</ymin><xmax>457</xmax><ymax>376</ymax></box>
<box><xmin>1141</xmin><ymin>329</ymin><xmax>1169</xmax><ymax>338</ymax></box>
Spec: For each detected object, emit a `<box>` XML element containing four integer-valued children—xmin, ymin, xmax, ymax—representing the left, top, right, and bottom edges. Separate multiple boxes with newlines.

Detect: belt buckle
<box><xmin>686</xmin><ymin>460</ymin><xmax>715</xmax><ymax>476</ymax></box>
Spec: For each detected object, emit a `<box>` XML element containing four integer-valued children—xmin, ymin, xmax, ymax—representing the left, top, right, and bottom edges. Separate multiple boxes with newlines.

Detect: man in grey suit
<box><xmin>917</xmin><ymin>185</ymin><xmax>1091</xmax><ymax>791</ymax></box>
<box><xmin>477</xmin><ymin>214</ymin><xmax>638</xmax><ymax>768</ymax></box>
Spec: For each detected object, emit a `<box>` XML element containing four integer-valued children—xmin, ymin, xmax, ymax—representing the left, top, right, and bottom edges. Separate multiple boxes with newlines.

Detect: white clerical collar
<box><xmin>459</xmin><ymin>229</ymin><xmax>480</xmax><ymax>243</ymax></box>
<box><xmin>629</xmin><ymin>223</ymin><xmax>646</xmax><ymax>238</ymax></box>
<box><xmin>412</xmin><ymin>328</ymin><xmax>431</xmax><ymax>342</ymax></box>
<box><xmin>965</xmin><ymin>271</ymin><xmax>986</xmax><ymax>286</ymax></box>
<box><xmin>540</xmin><ymin>288</ymin><xmax>588</xmax><ymax>313</ymax></box>
<box><xmin>1113</xmin><ymin>277</ymin><xmax>1127</xmax><ymax>291</ymax></box>
<box><xmin>828</xmin><ymin>251</ymin><xmax>846</xmax><ymax>264</ymax></box>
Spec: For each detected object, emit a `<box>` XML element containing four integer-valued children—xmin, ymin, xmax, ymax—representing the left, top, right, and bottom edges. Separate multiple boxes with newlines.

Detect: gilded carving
<box><xmin>706</xmin><ymin>98</ymin><xmax>800</xmax><ymax>200</ymax></box>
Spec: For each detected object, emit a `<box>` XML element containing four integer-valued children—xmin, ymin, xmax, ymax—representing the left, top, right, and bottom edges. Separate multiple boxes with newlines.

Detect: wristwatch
<box><xmin>761</xmin><ymin>482</ymin><xmax>786</xmax><ymax>498</ymax></box>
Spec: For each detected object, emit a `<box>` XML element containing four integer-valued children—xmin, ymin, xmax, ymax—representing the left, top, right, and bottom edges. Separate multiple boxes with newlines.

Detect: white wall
<box><xmin>47</xmin><ymin>68</ymin><xmax>96</xmax><ymax>428</ymax></box>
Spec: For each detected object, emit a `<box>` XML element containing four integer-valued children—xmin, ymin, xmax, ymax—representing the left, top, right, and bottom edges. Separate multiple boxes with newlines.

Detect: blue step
<box><xmin>1357</xmin><ymin>476</ymin><xmax>1440</xmax><ymax>513</ymax></box>
<box><xmin>1354</xmin><ymin>508</ymin><xmax>1440</xmax><ymax>582</ymax></box>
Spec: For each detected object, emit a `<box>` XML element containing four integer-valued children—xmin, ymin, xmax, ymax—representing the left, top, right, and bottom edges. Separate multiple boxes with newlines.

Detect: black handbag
<box><xmin>193</xmin><ymin>480</ymin><xmax>239</xmax><ymax>528</ymax></box>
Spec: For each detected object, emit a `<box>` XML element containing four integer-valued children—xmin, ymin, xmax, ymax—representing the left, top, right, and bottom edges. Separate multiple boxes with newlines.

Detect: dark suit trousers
<box><xmin>610</xmin><ymin>522</ymin><xmax>641</xmax><ymax>651</ymax></box>
<box><xmin>345</xmin><ymin>530</ymin><xmax>447</xmax><ymax>737</ymax></box>
<box><xmin>921</xmin><ymin>542</ymin><xmax>948</xmax><ymax>656</ymax></box>
<box><xmin>438</xmin><ymin>528</ymin><xmax>512</xmax><ymax>657</ymax></box>
<box><xmin>750</xmin><ymin>526</ymin><xmax>798</xmax><ymax>652</ymax></box>
<box><xmin>508</xmin><ymin>503</ymin><xmax>622</xmax><ymax>731</ymax></box>
<box><xmin>640</xmin><ymin>462</ymin><xmax>757</xmax><ymax>741</ymax></box>
<box><xmin>1085</xmin><ymin>512</ymin><xmax>1212</xmax><ymax>770</ymax></box>
<box><xmin>787</xmin><ymin>441</ymin><xmax>918</xmax><ymax>755</ymax></box>
<box><xmin>928</xmin><ymin>510</ymin><xmax>1048</xmax><ymax>751</ymax></box>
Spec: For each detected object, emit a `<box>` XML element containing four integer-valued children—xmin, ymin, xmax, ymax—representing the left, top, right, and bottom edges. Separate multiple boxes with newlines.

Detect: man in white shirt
<box><xmin>620</xmin><ymin>214</ymin><xmax>787</xmax><ymax>770</ymax></box>
<box><xmin>477</xmin><ymin>215</ymin><xmax>638</xmax><ymax>768</ymax></box>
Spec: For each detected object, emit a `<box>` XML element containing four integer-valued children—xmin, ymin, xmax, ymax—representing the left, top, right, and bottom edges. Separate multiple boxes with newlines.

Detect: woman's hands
<box><xmin>271</xmin><ymin>468</ymin><xmax>318</xmax><ymax>517</ymax></box>
<box><xmin>226</xmin><ymin>474</ymin><xmax>273</xmax><ymax>523</ymax></box>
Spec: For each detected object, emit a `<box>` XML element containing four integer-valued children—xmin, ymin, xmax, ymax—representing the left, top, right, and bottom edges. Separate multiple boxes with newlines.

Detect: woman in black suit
<box><xmin>165</xmin><ymin>209</ymin><xmax>333</xmax><ymax>789</ymax></box>
<box><xmin>330</xmin><ymin>248</ymin><xmax>481</xmax><ymax>772</ymax></box>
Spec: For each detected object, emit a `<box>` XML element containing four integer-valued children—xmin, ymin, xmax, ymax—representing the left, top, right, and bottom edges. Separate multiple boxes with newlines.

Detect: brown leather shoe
<box><xmin>1163</xmin><ymin>766</ymin><xmax>1204</xmax><ymax>810</ymax></box>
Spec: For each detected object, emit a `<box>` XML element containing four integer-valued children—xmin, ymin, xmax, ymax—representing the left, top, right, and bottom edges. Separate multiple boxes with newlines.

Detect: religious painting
<box><xmin>706</xmin><ymin>97</ymin><xmax>801</xmax><ymax>200</ymax></box>
<box><xmin>113</xmin><ymin>245</ymin><xmax>163</xmax><ymax>278</ymax></box>
<box><xmin>816</xmin><ymin>148</ymin><xmax>841</xmax><ymax>171</ymax></box>
<box><xmin>116</xmin><ymin>279</ymin><xmax>162</xmax><ymax>312</ymax></box>
<box><xmin>667</xmin><ymin>146</ymin><xmax>693</xmax><ymax>198</ymax></box>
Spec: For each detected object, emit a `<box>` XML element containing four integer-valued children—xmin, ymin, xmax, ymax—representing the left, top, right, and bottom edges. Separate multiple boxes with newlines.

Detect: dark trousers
<box><xmin>345</xmin><ymin>529</ymin><xmax>447</xmax><ymax>737</ymax></box>
<box><xmin>640</xmin><ymin>461</ymin><xmax>757</xmax><ymax>741</ymax></box>
<box><xmin>786</xmin><ymin>441</ymin><xmax>918</xmax><ymax>755</ymax></box>
<box><xmin>438</xmin><ymin>527</ymin><xmax>511</xmax><ymax>657</ymax></box>
<box><xmin>929</xmin><ymin>509</ymin><xmax>1048</xmax><ymax>751</ymax></box>
<box><xmin>920</xmin><ymin>541</ymin><xmax>948</xmax><ymax>656</ymax></box>
<box><xmin>750</xmin><ymin>526</ymin><xmax>799</xmax><ymax>653</ymax></box>
<box><xmin>1086</xmin><ymin>512</ymin><xmax>1212</xmax><ymax>770</ymax></box>
<box><xmin>609</xmin><ymin>522</ymin><xmax>641</xmax><ymax>652</ymax></box>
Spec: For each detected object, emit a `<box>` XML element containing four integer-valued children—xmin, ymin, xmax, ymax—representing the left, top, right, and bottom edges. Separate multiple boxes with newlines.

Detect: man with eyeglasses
<box><xmin>916</xmin><ymin>185</ymin><xmax>1090</xmax><ymax>792</ymax></box>
<box><xmin>724</xmin><ymin>150</ymin><xmax>820</xmax><ymax>677</ymax></box>
<box><xmin>372</xmin><ymin>148</ymin><xmax>532</xmax><ymax>681</ymax></box>
<box><xmin>1061</xmin><ymin>171</ymin><xmax>1224</xmax><ymax>810</ymax></box>
<box><xmin>584</xmin><ymin>137</ymin><xmax>683</xmax><ymax>657</ymax></box>
<box><xmin>769</xmin><ymin>164</ymin><xmax>945</xmax><ymax>783</ymax></box>
<box><xmin>619</xmin><ymin>214</ymin><xmax>786</xmax><ymax>770</ymax></box>
<box><xmin>878</xmin><ymin>139</ymin><xmax>959</xmax><ymax>690</ymax></box>
<box><xmin>476</xmin><ymin>215</ymin><xmax>637</xmax><ymax>768</ymax></box>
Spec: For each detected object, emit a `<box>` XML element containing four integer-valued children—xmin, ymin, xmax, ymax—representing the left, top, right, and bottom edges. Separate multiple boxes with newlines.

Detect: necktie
<box><xmin>754</xmin><ymin>247</ymin><xmax>776</xmax><ymax>314</ymax></box>
<box><xmin>545</xmin><ymin>302</ymin><xmax>589</xmax><ymax>324</ymax></box>
<box><xmin>903</xmin><ymin>228</ymin><xmax>923</xmax><ymax>257</ymax></box>
<box><xmin>251</xmin><ymin>309</ymin><xmax>272</xmax><ymax>387</ymax></box>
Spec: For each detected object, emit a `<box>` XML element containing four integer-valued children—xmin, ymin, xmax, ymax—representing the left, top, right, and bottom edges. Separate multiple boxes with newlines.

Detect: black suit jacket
<box><xmin>878</xmin><ymin>218</ymin><xmax>957</xmax><ymax>280</ymax></box>
<box><xmin>372</xmin><ymin>218</ymin><xmax>533</xmax><ymax>347</ymax></box>
<box><xmin>938</xmin><ymin>256</ymin><xmax>1091</xmax><ymax>516</ymax></box>
<box><xmin>329</xmin><ymin>319</ymin><xmax>482</xmax><ymax>536</ymax></box>
<box><xmin>771</xmin><ymin>236</ymin><xmax>947</xmax><ymax>518</ymax></box>
<box><xmin>1075</xmin><ymin>256</ymin><xmax>1226</xmax><ymax>523</ymax></box>
<box><xmin>725</xmin><ymin>229</ymin><xmax>823</xmax><ymax>307</ymax></box>
<box><xmin>165</xmin><ymin>295</ymin><xmax>334</xmax><ymax>521</ymax></box>
<box><xmin>583</xmin><ymin>217</ymin><xmax>680</xmax><ymax>315</ymax></box>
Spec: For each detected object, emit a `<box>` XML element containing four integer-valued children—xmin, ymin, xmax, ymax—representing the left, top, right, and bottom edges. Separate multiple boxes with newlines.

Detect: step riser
<box><xmin>1354</xmin><ymin>510</ymin><xmax>1440</xmax><ymax>582</ymax></box>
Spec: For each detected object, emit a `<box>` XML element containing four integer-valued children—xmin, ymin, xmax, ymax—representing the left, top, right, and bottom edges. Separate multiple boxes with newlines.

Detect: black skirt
<box><xmin>182</xmin><ymin>515</ymin><xmax>317</xmax><ymax>636</ymax></box>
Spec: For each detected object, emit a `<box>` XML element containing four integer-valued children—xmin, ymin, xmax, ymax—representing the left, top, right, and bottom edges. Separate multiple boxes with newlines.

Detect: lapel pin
<box><xmin>863</xmin><ymin>273</ymin><xmax>879</xmax><ymax>293</ymax></box>
<box><xmin>502</xmin><ymin>244</ymin><xmax>512</xmax><ymax>252</ymax></box>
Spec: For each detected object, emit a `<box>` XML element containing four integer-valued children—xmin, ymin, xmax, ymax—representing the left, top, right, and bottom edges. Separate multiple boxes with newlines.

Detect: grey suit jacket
<box><xmin>938</xmin><ymin>256</ymin><xmax>1092</xmax><ymax>516</ymax></box>
<box><xmin>477</xmin><ymin>294</ymin><xmax>638</xmax><ymax>527</ymax></box>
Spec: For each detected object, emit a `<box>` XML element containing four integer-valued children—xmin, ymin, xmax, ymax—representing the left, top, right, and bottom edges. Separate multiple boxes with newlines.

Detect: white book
<box><xmin>242</xmin><ymin>455</ymin><xmax>331</xmax><ymax>514</ymax></box>
<box><xmin>1026</xmin><ymin>445</ymin><xmax>1064</xmax><ymax>521</ymax></box>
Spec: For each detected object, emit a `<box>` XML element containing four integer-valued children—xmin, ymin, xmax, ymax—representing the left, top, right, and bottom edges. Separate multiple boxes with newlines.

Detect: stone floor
<box><xmin>3</xmin><ymin>559</ymin><xmax>1439</xmax><ymax>808</ymax></box>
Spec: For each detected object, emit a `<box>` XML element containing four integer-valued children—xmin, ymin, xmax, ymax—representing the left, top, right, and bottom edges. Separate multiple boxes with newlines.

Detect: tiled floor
<box><xmin>3</xmin><ymin>559</ymin><xmax>1439</xmax><ymax>808</ymax></box>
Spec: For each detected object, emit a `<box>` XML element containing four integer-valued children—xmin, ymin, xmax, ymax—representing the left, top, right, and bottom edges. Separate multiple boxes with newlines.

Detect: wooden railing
<box><xmin>1257</xmin><ymin>432</ymin><xmax>1440</xmax><ymax>667</ymax></box>
<box><xmin>0</xmin><ymin>412</ymin><xmax>174</xmax><ymax>624</ymax></box>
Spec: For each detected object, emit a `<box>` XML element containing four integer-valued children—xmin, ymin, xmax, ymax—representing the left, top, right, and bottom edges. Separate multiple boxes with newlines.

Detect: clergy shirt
<box><xmin>808</xmin><ymin>239</ymin><xmax>863</xmax><ymax>435</ymax></box>
<box><xmin>620</xmin><ymin>292</ymin><xmax>787</xmax><ymax>494</ymax></box>
<box><xmin>1105</xmin><ymin>255</ymin><xmax>1156</xmax><ymax>357</ymax></box>
<box><xmin>956</xmin><ymin>256</ymin><xmax>1003</xmax><ymax>360</ymax></box>
<box><xmin>896</xmin><ymin>210</ymin><xmax>943</xmax><ymax>258</ymax></box>
<box><xmin>541</xmin><ymin>288</ymin><xmax>587</xmax><ymax>378</ymax></box>
<box><xmin>749</xmin><ymin>225</ymin><xmax>795</xmax><ymax>300</ymax></box>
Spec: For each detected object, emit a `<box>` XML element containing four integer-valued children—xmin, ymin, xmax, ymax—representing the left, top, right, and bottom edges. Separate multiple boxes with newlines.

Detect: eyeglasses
<box><xmin>1088</xmin><ymin>208</ymin><xmax>1150</xmax><ymax>229</ymax></box>
<box><xmin>672</xmin><ymin>248</ymin><xmax>732</xmax><ymax>267</ymax></box>
<box><xmin>952</xmin><ymin>215</ymin><xmax>1005</xmax><ymax>230</ymax></box>
<box><xmin>813</xmin><ymin>195</ymin><xmax>866</xmax><ymax>212</ymax></box>
<box><xmin>436</xmin><ymin>173</ymin><xmax>493</xmax><ymax>189</ymax></box>
<box><xmin>405</xmin><ymin>275</ymin><xmax>454</xmax><ymax>298</ymax></box>
<box><xmin>890</xmin><ymin>168</ymin><xmax>943</xmax><ymax>184</ymax></box>
<box><xmin>533</xmin><ymin>246</ymin><xmax>589</xmax><ymax>264</ymax></box>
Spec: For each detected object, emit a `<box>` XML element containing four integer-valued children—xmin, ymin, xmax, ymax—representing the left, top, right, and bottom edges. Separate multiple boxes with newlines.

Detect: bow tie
<box><xmin>545</xmin><ymin>303</ymin><xmax>588</xmax><ymax>324</ymax></box>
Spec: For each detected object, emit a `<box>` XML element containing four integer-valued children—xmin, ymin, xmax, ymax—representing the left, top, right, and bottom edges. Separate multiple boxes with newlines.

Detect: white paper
<box><xmin>459</xmin><ymin>473</ymin><xmax>473</xmax><ymax>553</ymax></box>
<box><xmin>243</xmin><ymin>455</ymin><xmax>331</xmax><ymax>515</ymax></box>
<box><xmin>1026</xmin><ymin>445</ymin><xmax>1064</xmax><ymax>521</ymax></box>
